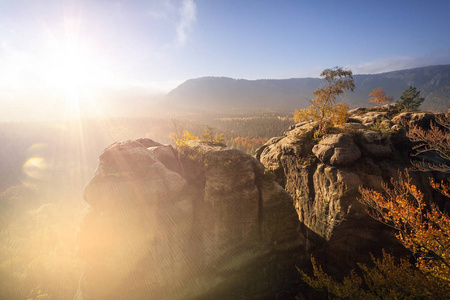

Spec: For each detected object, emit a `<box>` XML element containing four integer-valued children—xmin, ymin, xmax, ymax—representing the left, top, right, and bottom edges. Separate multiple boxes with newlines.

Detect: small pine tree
<box><xmin>397</xmin><ymin>86</ymin><xmax>425</xmax><ymax>111</ymax></box>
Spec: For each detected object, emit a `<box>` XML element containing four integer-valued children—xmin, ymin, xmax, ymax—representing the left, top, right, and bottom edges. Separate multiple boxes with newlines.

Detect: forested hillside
<box><xmin>166</xmin><ymin>65</ymin><xmax>450</xmax><ymax>112</ymax></box>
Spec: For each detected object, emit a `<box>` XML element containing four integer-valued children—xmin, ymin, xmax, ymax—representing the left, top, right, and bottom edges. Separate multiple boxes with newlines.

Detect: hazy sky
<box><xmin>1</xmin><ymin>0</ymin><xmax>450</xmax><ymax>97</ymax></box>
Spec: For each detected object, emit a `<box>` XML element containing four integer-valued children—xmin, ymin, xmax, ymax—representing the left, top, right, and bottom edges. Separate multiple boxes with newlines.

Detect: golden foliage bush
<box><xmin>299</xmin><ymin>251</ymin><xmax>450</xmax><ymax>299</ymax></box>
<box><xmin>172</xmin><ymin>130</ymin><xmax>198</xmax><ymax>147</ymax></box>
<box><xmin>359</xmin><ymin>172</ymin><xmax>450</xmax><ymax>282</ymax></box>
<box><xmin>171</xmin><ymin>123</ymin><xmax>225</xmax><ymax>147</ymax></box>
<box><xmin>369</xmin><ymin>87</ymin><xmax>393</xmax><ymax>107</ymax></box>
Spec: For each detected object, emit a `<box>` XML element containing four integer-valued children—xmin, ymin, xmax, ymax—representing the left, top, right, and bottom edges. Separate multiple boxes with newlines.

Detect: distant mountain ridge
<box><xmin>166</xmin><ymin>65</ymin><xmax>450</xmax><ymax>112</ymax></box>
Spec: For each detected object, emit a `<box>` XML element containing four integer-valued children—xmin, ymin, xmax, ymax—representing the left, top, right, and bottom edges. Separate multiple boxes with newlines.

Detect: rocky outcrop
<box><xmin>312</xmin><ymin>133</ymin><xmax>361</xmax><ymax>165</ymax></box>
<box><xmin>78</xmin><ymin>108</ymin><xmax>448</xmax><ymax>299</ymax></box>
<box><xmin>392</xmin><ymin>111</ymin><xmax>442</xmax><ymax>128</ymax></box>
<box><xmin>256</xmin><ymin>109</ymin><xmax>445</xmax><ymax>273</ymax></box>
<box><xmin>78</xmin><ymin>139</ymin><xmax>304</xmax><ymax>299</ymax></box>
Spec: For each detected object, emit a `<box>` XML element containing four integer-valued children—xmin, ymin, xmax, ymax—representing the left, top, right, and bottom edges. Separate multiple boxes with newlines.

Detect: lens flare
<box><xmin>23</xmin><ymin>157</ymin><xmax>47</xmax><ymax>180</ymax></box>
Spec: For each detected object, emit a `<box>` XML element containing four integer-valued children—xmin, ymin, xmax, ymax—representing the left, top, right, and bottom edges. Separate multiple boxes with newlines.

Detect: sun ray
<box><xmin>32</xmin><ymin>17</ymin><xmax>114</xmax><ymax>119</ymax></box>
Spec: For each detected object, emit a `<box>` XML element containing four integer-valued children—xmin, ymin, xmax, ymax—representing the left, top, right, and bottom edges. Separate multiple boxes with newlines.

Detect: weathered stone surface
<box><xmin>147</xmin><ymin>144</ymin><xmax>182</xmax><ymax>173</ymax></box>
<box><xmin>79</xmin><ymin>139</ymin><xmax>304</xmax><ymax>300</ymax></box>
<box><xmin>392</xmin><ymin>112</ymin><xmax>444</xmax><ymax>129</ymax></box>
<box><xmin>339</xmin><ymin>122</ymin><xmax>367</xmax><ymax>130</ymax></box>
<box><xmin>380</xmin><ymin>103</ymin><xmax>399</xmax><ymax>111</ymax></box>
<box><xmin>347</xmin><ymin>107</ymin><xmax>367</xmax><ymax>115</ymax></box>
<box><xmin>330</xmin><ymin>147</ymin><xmax>361</xmax><ymax>165</ymax></box>
<box><xmin>312</xmin><ymin>133</ymin><xmax>361</xmax><ymax>166</ymax></box>
<box><xmin>84</xmin><ymin>140</ymin><xmax>186</xmax><ymax>209</ymax></box>
<box><xmin>257</xmin><ymin>124</ymin><xmax>316</xmax><ymax>186</ymax></box>
<box><xmin>359</xmin><ymin>130</ymin><xmax>392</xmax><ymax>157</ymax></box>
<box><xmin>351</xmin><ymin>111</ymin><xmax>389</xmax><ymax>126</ymax></box>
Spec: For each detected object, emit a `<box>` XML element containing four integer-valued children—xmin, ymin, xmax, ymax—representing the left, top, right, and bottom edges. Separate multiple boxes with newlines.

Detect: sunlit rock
<box><xmin>78</xmin><ymin>139</ymin><xmax>304</xmax><ymax>299</ymax></box>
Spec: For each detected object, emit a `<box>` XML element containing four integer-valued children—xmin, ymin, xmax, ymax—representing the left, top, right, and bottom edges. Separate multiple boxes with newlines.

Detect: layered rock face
<box><xmin>78</xmin><ymin>139</ymin><xmax>304</xmax><ymax>299</ymax></box>
<box><xmin>256</xmin><ymin>109</ymin><xmax>444</xmax><ymax>273</ymax></box>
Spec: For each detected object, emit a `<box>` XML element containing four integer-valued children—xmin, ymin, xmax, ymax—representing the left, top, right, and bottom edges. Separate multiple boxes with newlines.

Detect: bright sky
<box><xmin>1</xmin><ymin>0</ymin><xmax>449</xmax><ymax>104</ymax></box>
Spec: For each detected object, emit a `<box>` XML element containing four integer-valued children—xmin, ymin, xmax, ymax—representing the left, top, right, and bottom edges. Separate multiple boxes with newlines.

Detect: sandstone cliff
<box><xmin>256</xmin><ymin>107</ymin><xmax>448</xmax><ymax>274</ymax></box>
<box><xmin>78</xmin><ymin>139</ymin><xmax>304</xmax><ymax>299</ymax></box>
<box><xmin>78</xmin><ymin>108</ymin><xmax>448</xmax><ymax>299</ymax></box>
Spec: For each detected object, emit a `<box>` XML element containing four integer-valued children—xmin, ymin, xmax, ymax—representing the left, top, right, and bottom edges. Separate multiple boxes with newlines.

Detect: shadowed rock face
<box><xmin>78</xmin><ymin>139</ymin><xmax>304</xmax><ymax>299</ymax></box>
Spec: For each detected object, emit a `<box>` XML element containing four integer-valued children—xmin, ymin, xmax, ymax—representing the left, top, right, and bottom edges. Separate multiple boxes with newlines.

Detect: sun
<box><xmin>46</xmin><ymin>48</ymin><xmax>89</xmax><ymax>102</ymax></box>
<box><xmin>38</xmin><ymin>20</ymin><xmax>111</xmax><ymax>110</ymax></box>
<box><xmin>43</xmin><ymin>42</ymin><xmax>98</xmax><ymax>106</ymax></box>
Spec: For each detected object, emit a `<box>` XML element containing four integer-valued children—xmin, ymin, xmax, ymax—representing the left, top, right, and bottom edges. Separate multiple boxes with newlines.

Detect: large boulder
<box><xmin>78</xmin><ymin>139</ymin><xmax>305</xmax><ymax>299</ymax></box>
<box><xmin>358</xmin><ymin>130</ymin><xmax>392</xmax><ymax>157</ymax></box>
<box><xmin>312</xmin><ymin>133</ymin><xmax>361</xmax><ymax>166</ymax></box>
